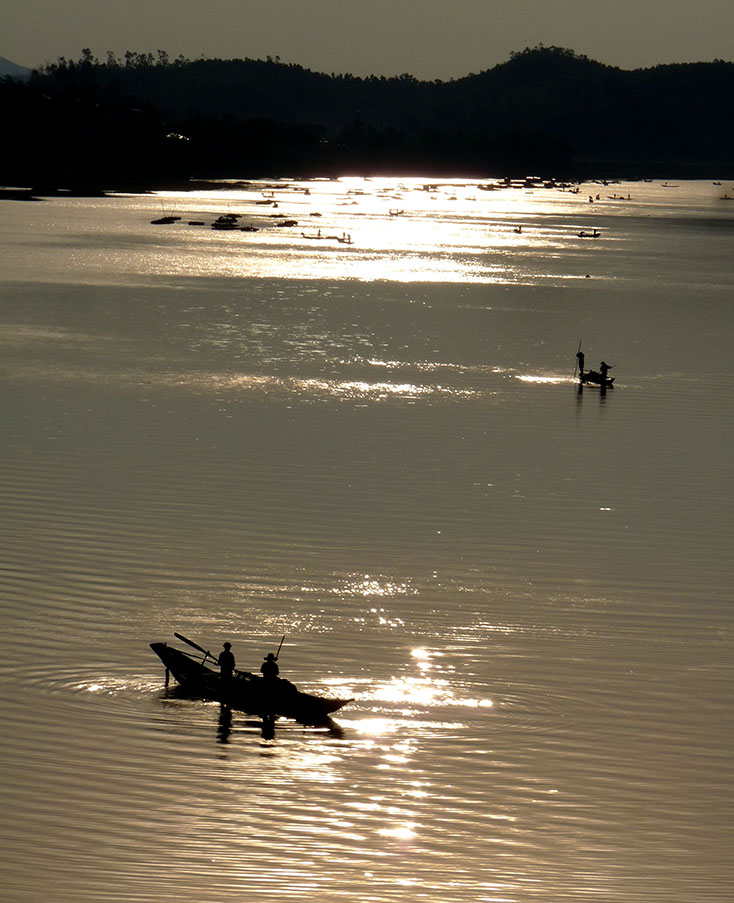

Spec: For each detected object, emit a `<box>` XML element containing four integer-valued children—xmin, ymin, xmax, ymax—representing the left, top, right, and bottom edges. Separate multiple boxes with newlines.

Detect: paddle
<box><xmin>174</xmin><ymin>632</ymin><xmax>254</xmax><ymax>678</ymax></box>
<box><xmin>174</xmin><ymin>632</ymin><xmax>217</xmax><ymax>663</ymax></box>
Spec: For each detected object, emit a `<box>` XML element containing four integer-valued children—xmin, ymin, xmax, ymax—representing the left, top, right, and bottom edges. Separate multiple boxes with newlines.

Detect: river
<box><xmin>0</xmin><ymin>177</ymin><xmax>732</xmax><ymax>902</ymax></box>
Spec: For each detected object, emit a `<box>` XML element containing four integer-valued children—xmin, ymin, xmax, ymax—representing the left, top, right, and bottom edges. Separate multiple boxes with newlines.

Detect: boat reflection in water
<box><xmin>217</xmin><ymin>703</ymin><xmax>232</xmax><ymax>743</ymax></box>
<box><xmin>152</xmin><ymin>636</ymin><xmax>352</xmax><ymax>741</ymax></box>
<box><xmin>215</xmin><ymin>704</ymin><xmax>280</xmax><ymax>742</ymax></box>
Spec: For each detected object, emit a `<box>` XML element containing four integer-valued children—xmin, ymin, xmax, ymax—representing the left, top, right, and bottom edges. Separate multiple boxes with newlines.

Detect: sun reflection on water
<box><xmin>378</xmin><ymin>824</ymin><xmax>418</xmax><ymax>840</ymax></box>
<box><xmin>336</xmin><ymin>574</ymin><xmax>415</xmax><ymax>599</ymax></box>
<box><xmin>516</xmin><ymin>374</ymin><xmax>568</xmax><ymax>385</ymax></box>
<box><xmin>368</xmin><ymin>676</ymin><xmax>492</xmax><ymax>709</ymax></box>
<box><xmin>147</xmin><ymin>371</ymin><xmax>481</xmax><ymax>403</ymax></box>
<box><xmin>132</xmin><ymin>174</ymin><xmax>627</xmax><ymax>286</ymax></box>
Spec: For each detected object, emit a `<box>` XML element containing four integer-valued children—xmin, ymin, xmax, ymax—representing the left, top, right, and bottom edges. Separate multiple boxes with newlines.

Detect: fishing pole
<box><xmin>275</xmin><ymin>635</ymin><xmax>285</xmax><ymax>661</ymax></box>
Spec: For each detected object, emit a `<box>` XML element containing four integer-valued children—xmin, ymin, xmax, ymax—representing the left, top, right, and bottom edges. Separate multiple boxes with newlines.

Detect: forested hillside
<box><xmin>2</xmin><ymin>46</ymin><xmax>732</xmax><ymax>189</ymax></box>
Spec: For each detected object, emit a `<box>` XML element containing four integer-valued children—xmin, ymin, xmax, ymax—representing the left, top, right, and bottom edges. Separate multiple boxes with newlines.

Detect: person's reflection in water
<box><xmin>261</xmin><ymin>714</ymin><xmax>276</xmax><ymax>740</ymax></box>
<box><xmin>217</xmin><ymin>704</ymin><xmax>232</xmax><ymax>743</ymax></box>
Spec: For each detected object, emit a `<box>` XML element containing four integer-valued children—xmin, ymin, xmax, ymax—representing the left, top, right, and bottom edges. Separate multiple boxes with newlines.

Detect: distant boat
<box><xmin>150</xmin><ymin>215</ymin><xmax>181</xmax><ymax>224</ymax></box>
<box><xmin>212</xmin><ymin>214</ymin><xmax>240</xmax><ymax>230</ymax></box>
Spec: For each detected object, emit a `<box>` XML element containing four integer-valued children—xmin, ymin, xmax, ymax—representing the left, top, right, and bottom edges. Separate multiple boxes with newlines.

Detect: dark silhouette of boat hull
<box><xmin>579</xmin><ymin>370</ymin><xmax>614</xmax><ymax>388</ymax></box>
<box><xmin>150</xmin><ymin>642</ymin><xmax>352</xmax><ymax>725</ymax></box>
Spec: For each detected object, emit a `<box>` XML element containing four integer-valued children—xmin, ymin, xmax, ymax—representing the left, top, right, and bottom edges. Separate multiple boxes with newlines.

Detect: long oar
<box><xmin>174</xmin><ymin>632</ymin><xmax>253</xmax><ymax>678</ymax></box>
<box><xmin>275</xmin><ymin>634</ymin><xmax>285</xmax><ymax>661</ymax></box>
<box><xmin>174</xmin><ymin>632</ymin><xmax>217</xmax><ymax>663</ymax></box>
<box><xmin>573</xmin><ymin>339</ymin><xmax>582</xmax><ymax>380</ymax></box>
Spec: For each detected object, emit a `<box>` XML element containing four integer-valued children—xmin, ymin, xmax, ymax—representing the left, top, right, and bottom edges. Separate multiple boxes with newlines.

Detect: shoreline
<box><xmin>3</xmin><ymin>171</ymin><xmax>733</xmax><ymax>202</ymax></box>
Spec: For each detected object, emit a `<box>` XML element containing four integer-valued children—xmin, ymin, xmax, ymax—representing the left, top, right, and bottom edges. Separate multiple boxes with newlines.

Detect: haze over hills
<box><xmin>0</xmin><ymin>56</ymin><xmax>31</xmax><ymax>79</ymax></box>
<box><xmin>1</xmin><ymin>46</ymin><xmax>732</xmax><ymax>189</ymax></box>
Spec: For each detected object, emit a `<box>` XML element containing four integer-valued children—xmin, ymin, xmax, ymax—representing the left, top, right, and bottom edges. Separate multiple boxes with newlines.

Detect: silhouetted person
<box><xmin>218</xmin><ymin>642</ymin><xmax>235</xmax><ymax>683</ymax></box>
<box><xmin>261</xmin><ymin>652</ymin><xmax>279</xmax><ymax>680</ymax></box>
<box><xmin>599</xmin><ymin>361</ymin><xmax>612</xmax><ymax>382</ymax></box>
<box><xmin>576</xmin><ymin>350</ymin><xmax>585</xmax><ymax>376</ymax></box>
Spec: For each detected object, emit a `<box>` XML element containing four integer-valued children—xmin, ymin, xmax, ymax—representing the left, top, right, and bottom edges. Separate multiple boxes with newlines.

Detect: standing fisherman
<box><xmin>218</xmin><ymin>642</ymin><xmax>235</xmax><ymax>683</ymax></box>
<box><xmin>576</xmin><ymin>349</ymin><xmax>585</xmax><ymax>378</ymax></box>
<box><xmin>599</xmin><ymin>361</ymin><xmax>612</xmax><ymax>383</ymax></box>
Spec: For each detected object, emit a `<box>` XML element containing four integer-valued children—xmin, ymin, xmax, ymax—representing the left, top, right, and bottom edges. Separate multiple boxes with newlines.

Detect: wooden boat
<box><xmin>211</xmin><ymin>214</ymin><xmax>240</xmax><ymax>230</ymax></box>
<box><xmin>579</xmin><ymin>369</ymin><xmax>614</xmax><ymax>388</ymax></box>
<box><xmin>150</xmin><ymin>640</ymin><xmax>352</xmax><ymax>725</ymax></box>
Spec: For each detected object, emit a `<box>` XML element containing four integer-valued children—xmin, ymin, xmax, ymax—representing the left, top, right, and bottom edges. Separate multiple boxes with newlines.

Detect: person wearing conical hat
<box><xmin>260</xmin><ymin>652</ymin><xmax>279</xmax><ymax>680</ymax></box>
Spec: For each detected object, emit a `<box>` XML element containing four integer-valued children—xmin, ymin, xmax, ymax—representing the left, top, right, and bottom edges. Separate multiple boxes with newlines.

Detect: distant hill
<box><xmin>0</xmin><ymin>56</ymin><xmax>31</xmax><ymax>80</ymax></box>
<box><xmin>1</xmin><ymin>46</ymin><xmax>732</xmax><ymax>188</ymax></box>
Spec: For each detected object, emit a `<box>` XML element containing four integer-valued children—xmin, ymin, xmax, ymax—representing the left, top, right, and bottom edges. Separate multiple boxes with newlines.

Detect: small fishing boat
<box><xmin>575</xmin><ymin>348</ymin><xmax>615</xmax><ymax>390</ymax></box>
<box><xmin>150</xmin><ymin>636</ymin><xmax>352</xmax><ymax>726</ymax></box>
<box><xmin>579</xmin><ymin>369</ymin><xmax>614</xmax><ymax>388</ymax></box>
<box><xmin>211</xmin><ymin>214</ymin><xmax>240</xmax><ymax>230</ymax></box>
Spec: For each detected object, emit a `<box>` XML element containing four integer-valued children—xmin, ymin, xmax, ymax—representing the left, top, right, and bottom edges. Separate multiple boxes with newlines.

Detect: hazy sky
<box><xmin>5</xmin><ymin>0</ymin><xmax>733</xmax><ymax>79</ymax></box>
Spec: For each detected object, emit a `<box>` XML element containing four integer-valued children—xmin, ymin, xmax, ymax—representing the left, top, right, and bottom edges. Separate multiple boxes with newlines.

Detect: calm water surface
<box><xmin>0</xmin><ymin>179</ymin><xmax>732</xmax><ymax>902</ymax></box>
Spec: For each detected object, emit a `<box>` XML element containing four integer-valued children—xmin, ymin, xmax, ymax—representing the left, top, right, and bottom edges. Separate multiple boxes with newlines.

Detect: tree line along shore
<box><xmin>1</xmin><ymin>46</ymin><xmax>732</xmax><ymax>192</ymax></box>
